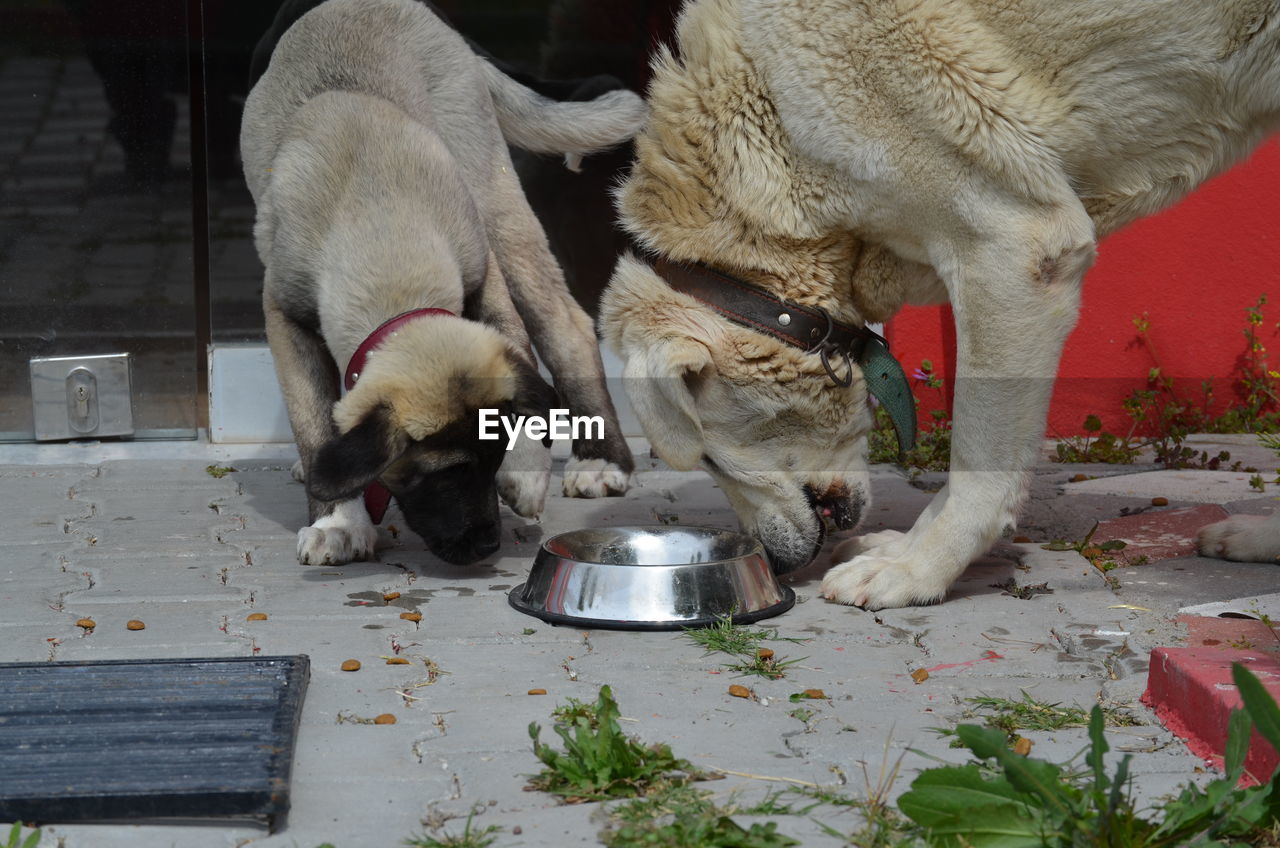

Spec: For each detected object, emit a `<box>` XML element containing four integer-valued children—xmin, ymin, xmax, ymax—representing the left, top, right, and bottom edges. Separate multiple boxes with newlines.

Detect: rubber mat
<box><xmin>0</xmin><ymin>655</ymin><xmax>309</xmax><ymax>828</ymax></box>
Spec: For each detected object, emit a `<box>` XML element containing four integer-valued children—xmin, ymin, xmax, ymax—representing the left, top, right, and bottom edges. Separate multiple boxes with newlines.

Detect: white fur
<box><xmin>1198</xmin><ymin>510</ymin><xmax>1280</xmax><ymax>563</ymax></box>
<box><xmin>562</xmin><ymin>458</ymin><xmax>632</xmax><ymax>499</ymax></box>
<box><xmin>497</xmin><ymin>430</ymin><xmax>552</xmax><ymax>517</ymax></box>
<box><xmin>297</xmin><ymin>498</ymin><xmax>379</xmax><ymax>565</ymax></box>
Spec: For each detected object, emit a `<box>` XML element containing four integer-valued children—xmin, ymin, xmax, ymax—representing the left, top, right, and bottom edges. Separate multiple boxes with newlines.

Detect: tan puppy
<box><xmin>242</xmin><ymin>0</ymin><xmax>643</xmax><ymax>565</ymax></box>
<box><xmin>601</xmin><ymin>0</ymin><xmax>1280</xmax><ymax>607</ymax></box>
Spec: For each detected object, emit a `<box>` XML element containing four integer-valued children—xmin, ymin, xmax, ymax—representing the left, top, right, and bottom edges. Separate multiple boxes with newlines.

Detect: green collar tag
<box><xmin>859</xmin><ymin>334</ymin><xmax>916</xmax><ymax>454</ymax></box>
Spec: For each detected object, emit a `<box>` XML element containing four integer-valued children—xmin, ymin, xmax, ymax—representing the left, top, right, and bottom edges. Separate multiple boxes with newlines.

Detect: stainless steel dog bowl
<box><xmin>508</xmin><ymin>526</ymin><xmax>795</xmax><ymax>630</ymax></box>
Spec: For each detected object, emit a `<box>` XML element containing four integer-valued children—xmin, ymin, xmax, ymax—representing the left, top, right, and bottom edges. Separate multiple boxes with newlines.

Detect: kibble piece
<box><xmin>1012</xmin><ymin>535</ymin><xmax>1033</xmax><ymax>544</ymax></box>
<box><xmin>527</xmin><ymin>688</ymin><xmax>547</xmax><ymax>696</ymax></box>
<box><xmin>803</xmin><ymin>688</ymin><xmax>827</xmax><ymax>699</ymax></box>
<box><xmin>246</xmin><ymin>612</ymin><xmax>268</xmax><ymax>621</ymax></box>
<box><xmin>1151</xmin><ymin>497</ymin><xmax>1169</xmax><ymax>506</ymax></box>
<box><xmin>340</xmin><ymin>659</ymin><xmax>361</xmax><ymax>672</ymax></box>
<box><xmin>126</xmin><ymin>620</ymin><xmax>145</xmax><ymax>631</ymax></box>
<box><xmin>383</xmin><ymin>591</ymin><xmax>401</xmax><ymax>602</ymax></box>
<box><xmin>76</xmin><ymin>618</ymin><xmax>96</xmax><ymax>630</ymax></box>
<box><xmin>756</xmin><ymin>648</ymin><xmax>774</xmax><ymax>660</ymax></box>
<box><xmin>1070</xmin><ymin>473</ymin><xmax>1088</xmax><ymax>482</ymax></box>
<box><xmin>374</xmin><ymin>713</ymin><xmax>397</xmax><ymax>725</ymax></box>
<box><xmin>385</xmin><ymin>657</ymin><xmax>410</xmax><ymax>665</ymax></box>
<box><xmin>1013</xmin><ymin>736</ymin><xmax>1033</xmax><ymax>756</ymax></box>
<box><xmin>910</xmin><ymin>668</ymin><xmax>929</xmax><ymax>684</ymax></box>
<box><xmin>728</xmin><ymin>684</ymin><xmax>751</xmax><ymax>698</ymax></box>
<box><xmin>399</xmin><ymin>612</ymin><xmax>422</xmax><ymax>622</ymax></box>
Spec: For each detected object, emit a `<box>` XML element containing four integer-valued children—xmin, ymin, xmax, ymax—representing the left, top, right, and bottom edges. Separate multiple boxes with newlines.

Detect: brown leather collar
<box><xmin>652</xmin><ymin>257</ymin><xmax>875</xmax><ymax>386</ymax></box>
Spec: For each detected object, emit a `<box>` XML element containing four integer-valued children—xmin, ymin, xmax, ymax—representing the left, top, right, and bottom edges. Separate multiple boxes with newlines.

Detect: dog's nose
<box><xmin>803</xmin><ymin>484</ymin><xmax>859</xmax><ymax>530</ymax></box>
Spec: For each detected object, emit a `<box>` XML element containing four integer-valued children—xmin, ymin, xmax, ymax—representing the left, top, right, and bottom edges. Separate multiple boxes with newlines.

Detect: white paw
<box><xmin>562</xmin><ymin>458</ymin><xmax>631</xmax><ymax>498</ymax></box>
<box><xmin>290</xmin><ymin>460</ymin><xmax>305</xmax><ymax>483</ymax></box>
<box><xmin>498</xmin><ymin>433</ymin><xmax>551</xmax><ymax>518</ymax></box>
<box><xmin>297</xmin><ymin>499</ymin><xmax>378</xmax><ymax>565</ymax></box>
<box><xmin>1197</xmin><ymin>512</ymin><xmax>1280</xmax><ymax>563</ymax></box>
<box><xmin>820</xmin><ymin>553</ymin><xmax>948</xmax><ymax>610</ymax></box>
<box><xmin>831</xmin><ymin>529</ymin><xmax>907</xmax><ymax>563</ymax></box>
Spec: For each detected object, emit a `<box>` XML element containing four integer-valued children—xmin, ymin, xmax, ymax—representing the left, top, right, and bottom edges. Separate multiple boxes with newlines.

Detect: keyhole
<box><xmin>75</xmin><ymin>385</ymin><xmax>90</xmax><ymax>417</ymax></box>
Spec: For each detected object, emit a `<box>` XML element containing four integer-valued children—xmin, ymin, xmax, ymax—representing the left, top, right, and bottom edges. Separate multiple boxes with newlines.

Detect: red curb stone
<box><xmin>1142</xmin><ymin>641</ymin><xmax>1280</xmax><ymax>783</ymax></box>
<box><xmin>1094</xmin><ymin>504</ymin><xmax>1230</xmax><ymax>563</ymax></box>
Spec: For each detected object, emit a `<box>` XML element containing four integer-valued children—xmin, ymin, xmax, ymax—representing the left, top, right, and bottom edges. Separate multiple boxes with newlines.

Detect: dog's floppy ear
<box><xmin>307</xmin><ymin>404</ymin><xmax>405</xmax><ymax>502</ymax></box>
<box><xmin>623</xmin><ymin>337</ymin><xmax>712</xmax><ymax>470</ymax></box>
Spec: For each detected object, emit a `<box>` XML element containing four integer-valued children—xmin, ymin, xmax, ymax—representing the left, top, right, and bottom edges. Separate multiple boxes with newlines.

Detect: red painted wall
<box><xmin>885</xmin><ymin>140</ymin><xmax>1280</xmax><ymax>438</ymax></box>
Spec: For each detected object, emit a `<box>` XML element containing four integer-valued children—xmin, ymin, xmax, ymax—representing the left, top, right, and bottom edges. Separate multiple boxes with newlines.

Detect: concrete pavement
<box><xmin>1</xmin><ymin>436</ymin><xmax>1278</xmax><ymax>847</ymax></box>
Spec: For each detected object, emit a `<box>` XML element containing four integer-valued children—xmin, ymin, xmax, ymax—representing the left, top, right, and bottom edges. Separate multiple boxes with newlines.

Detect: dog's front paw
<box><xmin>1198</xmin><ymin>513</ymin><xmax>1280</xmax><ymax>563</ymax></box>
<box><xmin>831</xmin><ymin>529</ymin><xmax>907</xmax><ymax>563</ymax></box>
<box><xmin>562</xmin><ymin>458</ymin><xmax>631</xmax><ymax>498</ymax></box>
<box><xmin>498</xmin><ymin>434</ymin><xmax>551</xmax><ymax>518</ymax></box>
<box><xmin>820</xmin><ymin>553</ymin><xmax>948</xmax><ymax>610</ymax></box>
<box><xmin>297</xmin><ymin>500</ymin><xmax>378</xmax><ymax>565</ymax></box>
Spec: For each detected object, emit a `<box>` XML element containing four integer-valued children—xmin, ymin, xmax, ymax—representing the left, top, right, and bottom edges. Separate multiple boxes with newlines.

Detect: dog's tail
<box><xmin>480</xmin><ymin>61</ymin><xmax>647</xmax><ymax>167</ymax></box>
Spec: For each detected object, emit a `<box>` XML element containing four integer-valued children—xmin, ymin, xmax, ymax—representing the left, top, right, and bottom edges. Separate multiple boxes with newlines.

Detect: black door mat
<box><xmin>0</xmin><ymin>655</ymin><xmax>309</xmax><ymax>829</ymax></box>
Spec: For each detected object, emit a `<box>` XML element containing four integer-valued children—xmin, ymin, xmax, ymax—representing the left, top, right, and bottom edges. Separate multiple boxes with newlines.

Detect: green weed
<box><xmin>897</xmin><ymin>662</ymin><xmax>1280</xmax><ymax>846</ymax></box>
<box><xmin>603</xmin><ymin>784</ymin><xmax>799</xmax><ymax>848</ymax></box>
<box><xmin>404</xmin><ymin>809</ymin><xmax>501</xmax><ymax>848</ymax></box>
<box><xmin>683</xmin><ymin>615</ymin><xmax>806</xmax><ymax>656</ymax></box>
<box><xmin>959</xmin><ymin>691</ymin><xmax>1140</xmax><ymax>740</ymax></box>
<box><xmin>528</xmin><ymin>685</ymin><xmax>702</xmax><ymax>802</ymax></box>
<box><xmin>3</xmin><ymin>823</ymin><xmax>39</xmax><ymax>848</ymax></box>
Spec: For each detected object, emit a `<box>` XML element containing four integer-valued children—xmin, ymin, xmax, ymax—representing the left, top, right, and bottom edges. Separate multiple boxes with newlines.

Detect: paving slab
<box><xmin>0</xmin><ymin>445</ymin><xmax>1278</xmax><ymax>846</ymax></box>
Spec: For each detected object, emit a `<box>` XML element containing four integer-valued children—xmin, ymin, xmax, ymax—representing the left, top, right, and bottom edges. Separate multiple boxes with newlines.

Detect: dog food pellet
<box><xmin>910</xmin><ymin>668</ymin><xmax>929</xmax><ymax>684</ymax></box>
<box><xmin>383</xmin><ymin>591</ymin><xmax>401</xmax><ymax>602</ymax></box>
<box><xmin>1070</xmin><ymin>473</ymin><xmax>1088</xmax><ymax>482</ymax></box>
<box><xmin>728</xmin><ymin>684</ymin><xmax>752</xmax><ymax>698</ymax></box>
<box><xmin>1013</xmin><ymin>535</ymin><xmax>1033</xmax><ymax>543</ymax></box>
<box><xmin>385</xmin><ymin>657</ymin><xmax>410</xmax><ymax>665</ymax></box>
<box><xmin>757</xmin><ymin>648</ymin><xmax>774</xmax><ymax>660</ymax></box>
<box><xmin>340</xmin><ymin>660</ymin><xmax>361</xmax><ymax>672</ymax></box>
<box><xmin>126</xmin><ymin>620</ymin><xmax>145</xmax><ymax>631</ymax></box>
<box><xmin>246</xmin><ymin>612</ymin><xmax>268</xmax><ymax>621</ymax></box>
<box><xmin>1152</xmin><ymin>497</ymin><xmax>1169</xmax><ymax>506</ymax></box>
<box><xmin>374</xmin><ymin>713</ymin><xmax>397</xmax><ymax>725</ymax></box>
<box><xmin>803</xmin><ymin>688</ymin><xmax>827</xmax><ymax>699</ymax></box>
<box><xmin>76</xmin><ymin>618</ymin><xmax>95</xmax><ymax>630</ymax></box>
<box><xmin>399</xmin><ymin>612</ymin><xmax>422</xmax><ymax>622</ymax></box>
<box><xmin>527</xmin><ymin>688</ymin><xmax>547</xmax><ymax>696</ymax></box>
<box><xmin>1013</xmin><ymin>736</ymin><xmax>1033</xmax><ymax>756</ymax></box>
<box><xmin>513</xmin><ymin>826</ymin><xmax>523</xmax><ymax>835</ymax></box>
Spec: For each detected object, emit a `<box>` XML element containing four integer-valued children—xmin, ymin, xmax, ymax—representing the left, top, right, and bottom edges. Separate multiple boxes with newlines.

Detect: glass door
<box><xmin>0</xmin><ymin>0</ymin><xmax>199</xmax><ymax>442</ymax></box>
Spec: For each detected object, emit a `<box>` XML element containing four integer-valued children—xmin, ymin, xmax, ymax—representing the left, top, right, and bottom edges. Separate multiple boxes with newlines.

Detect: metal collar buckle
<box><xmin>807</xmin><ymin>306</ymin><xmax>854</xmax><ymax>387</ymax></box>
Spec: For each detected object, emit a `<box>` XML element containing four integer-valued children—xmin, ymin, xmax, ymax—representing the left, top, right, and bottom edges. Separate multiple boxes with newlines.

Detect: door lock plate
<box><xmin>30</xmin><ymin>354</ymin><xmax>134</xmax><ymax>441</ymax></box>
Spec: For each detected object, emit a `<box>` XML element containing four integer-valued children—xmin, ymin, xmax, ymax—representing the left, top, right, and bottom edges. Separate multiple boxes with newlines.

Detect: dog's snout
<box><xmin>803</xmin><ymin>482</ymin><xmax>861</xmax><ymax>531</ymax></box>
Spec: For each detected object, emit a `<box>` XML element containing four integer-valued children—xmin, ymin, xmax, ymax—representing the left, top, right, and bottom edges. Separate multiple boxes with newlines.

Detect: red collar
<box><xmin>341</xmin><ymin>307</ymin><xmax>454</xmax><ymax>526</ymax></box>
<box><xmin>344</xmin><ymin>308</ymin><xmax>455</xmax><ymax>391</ymax></box>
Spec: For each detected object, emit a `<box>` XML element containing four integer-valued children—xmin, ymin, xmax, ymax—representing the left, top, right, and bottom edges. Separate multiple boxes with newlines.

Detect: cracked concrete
<box><xmin>0</xmin><ymin>443</ymin><xmax>1277</xmax><ymax>846</ymax></box>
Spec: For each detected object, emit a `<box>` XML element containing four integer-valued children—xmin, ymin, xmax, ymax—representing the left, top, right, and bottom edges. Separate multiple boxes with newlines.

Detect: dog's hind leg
<box><xmin>265</xmin><ymin>294</ymin><xmax>378</xmax><ymax>565</ymax></box>
<box><xmin>485</xmin><ymin>190</ymin><xmax>634</xmax><ymax>498</ymax></box>
<box><xmin>823</xmin><ymin>194</ymin><xmax>1096</xmax><ymax>609</ymax></box>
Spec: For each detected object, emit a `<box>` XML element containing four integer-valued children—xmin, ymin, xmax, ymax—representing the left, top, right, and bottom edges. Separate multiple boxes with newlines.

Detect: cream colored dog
<box><xmin>243</xmin><ymin>0</ymin><xmax>641</xmax><ymax>566</ymax></box>
<box><xmin>601</xmin><ymin>0</ymin><xmax>1280</xmax><ymax>608</ymax></box>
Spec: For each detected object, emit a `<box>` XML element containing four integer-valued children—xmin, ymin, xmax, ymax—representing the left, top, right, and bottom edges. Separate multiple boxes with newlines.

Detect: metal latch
<box><xmin>30</xmin><ymin>354</ymin><xmax>134</xmax><ymax>441</ymax></box>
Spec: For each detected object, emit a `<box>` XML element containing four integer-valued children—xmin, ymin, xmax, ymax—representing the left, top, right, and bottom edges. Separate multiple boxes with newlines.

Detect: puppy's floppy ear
<box><xmin>307</xmin><ymin>404</ymin><xmax>405</xmax><ymax>502</ymax></box>
<box><xmin>623</xmin><ymin>337</ymin><xmax>712</xmax><ymax>470</ymax></box>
